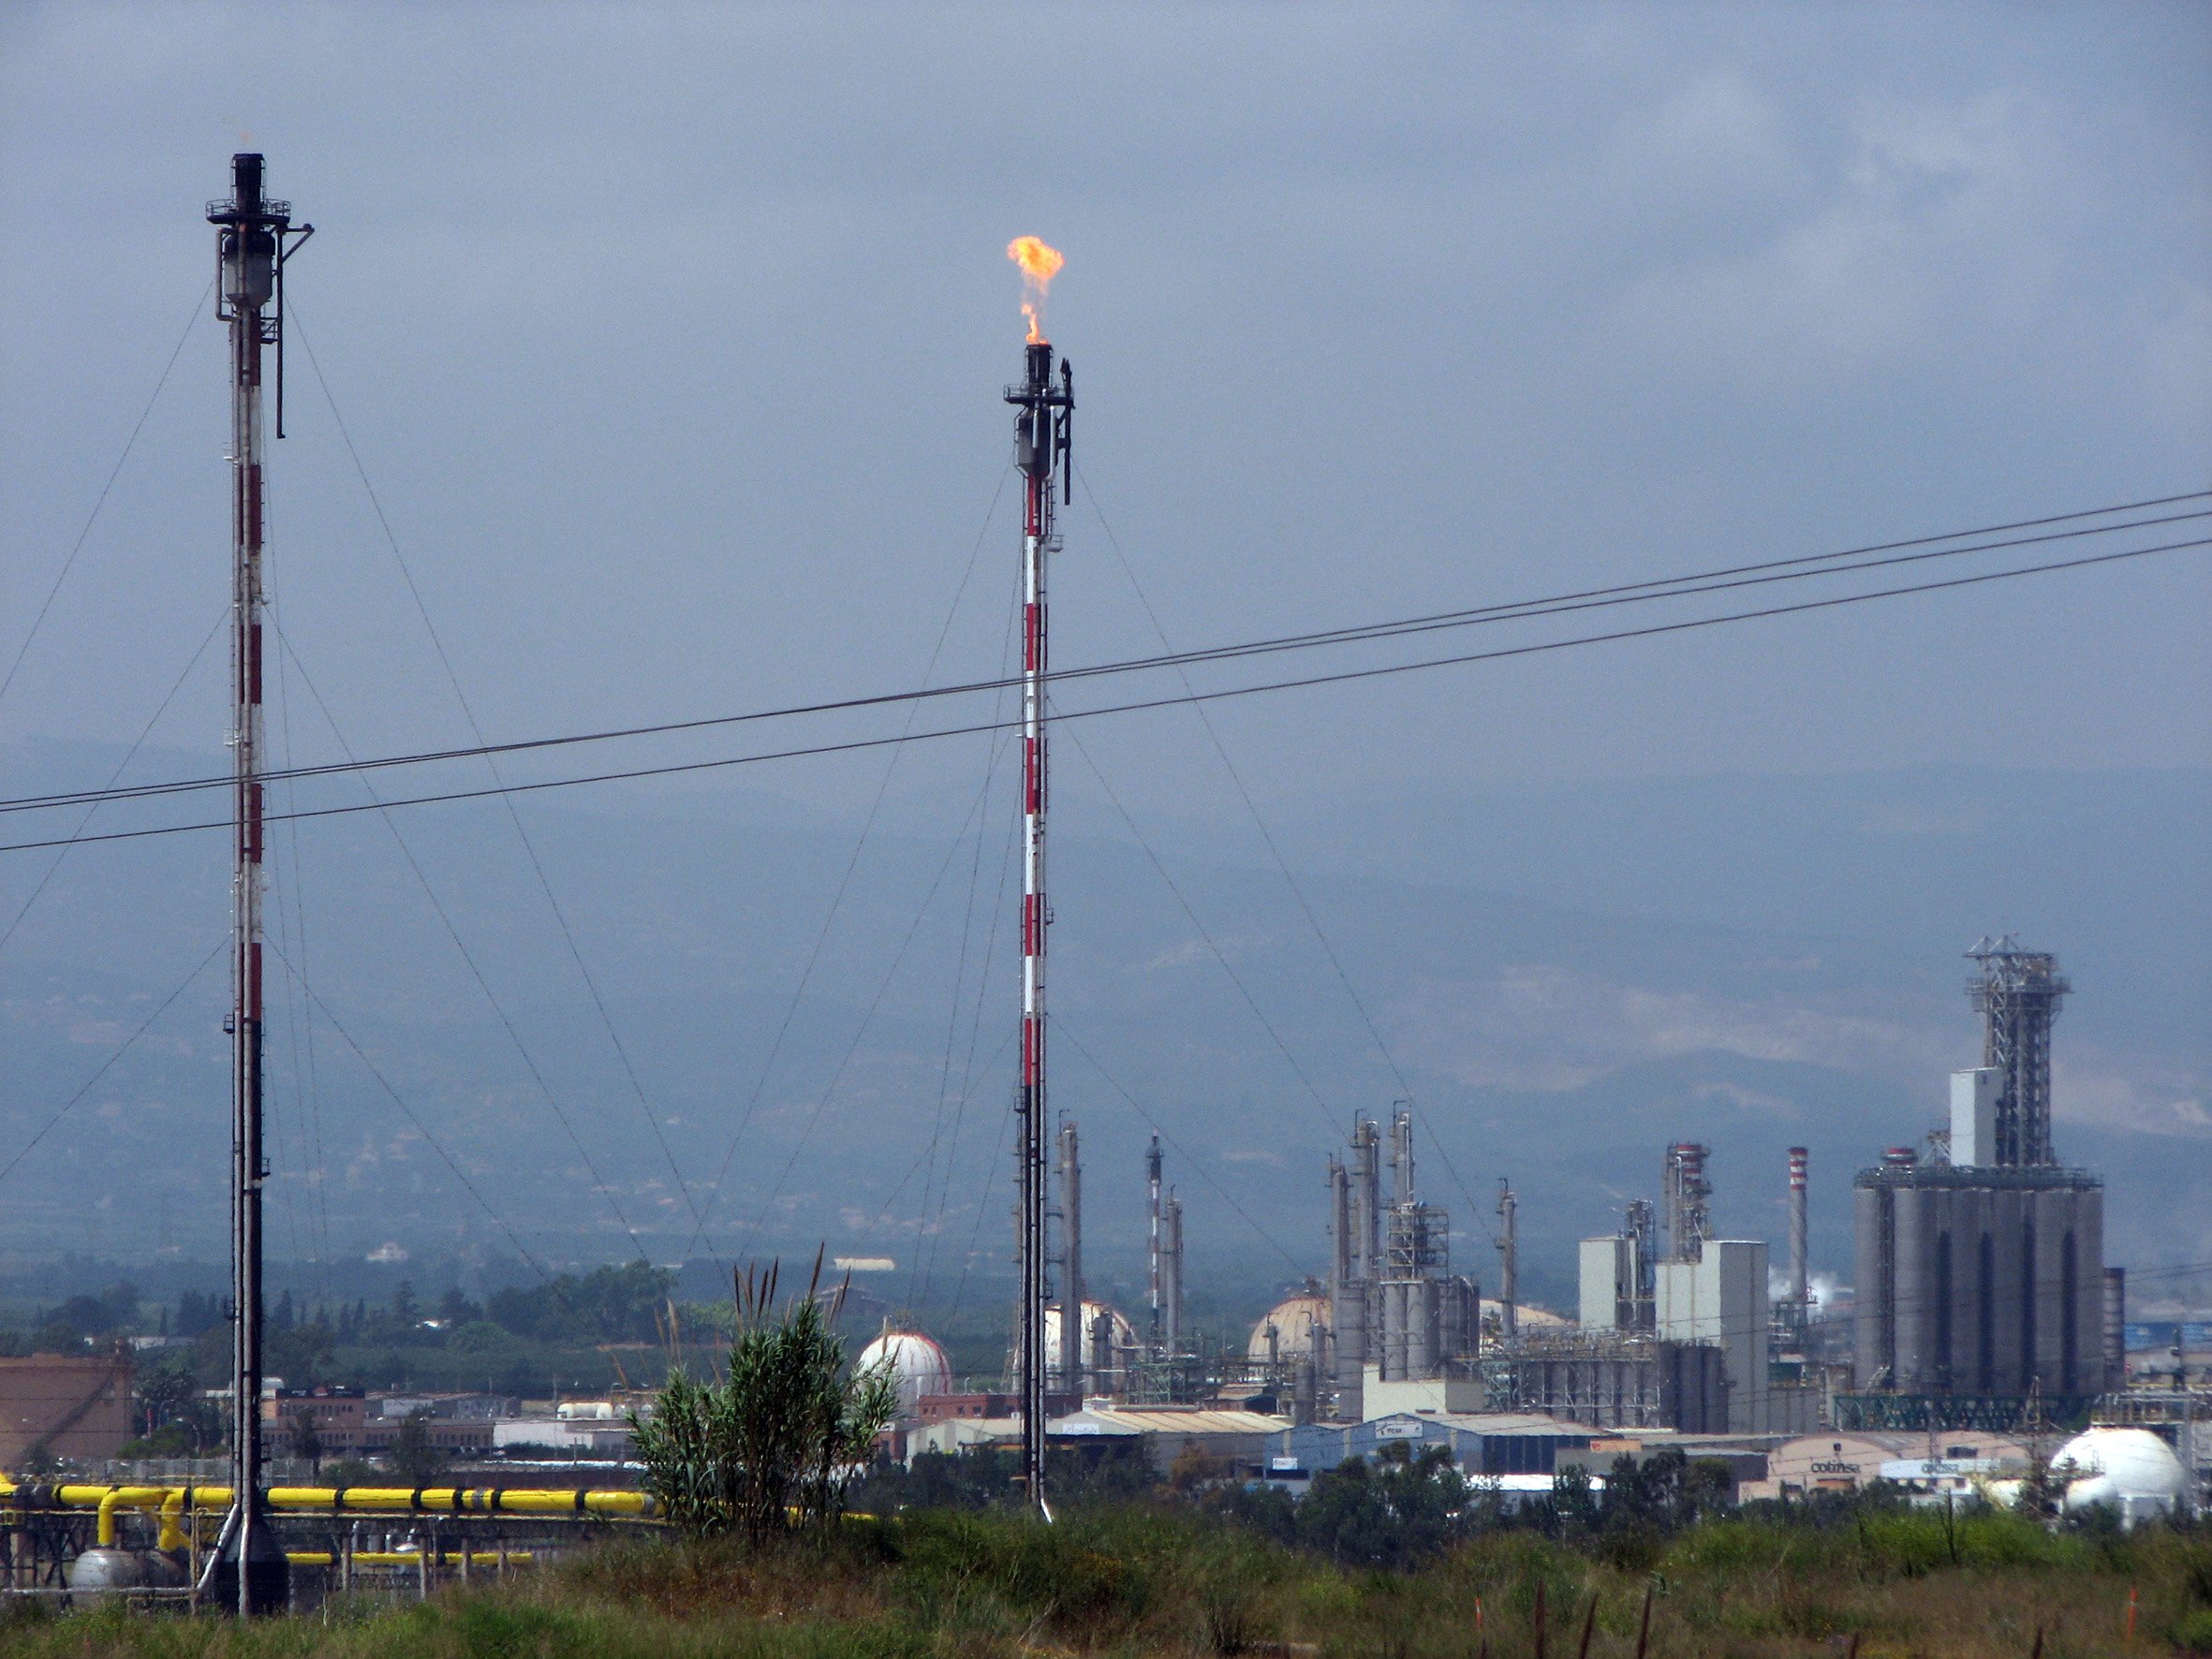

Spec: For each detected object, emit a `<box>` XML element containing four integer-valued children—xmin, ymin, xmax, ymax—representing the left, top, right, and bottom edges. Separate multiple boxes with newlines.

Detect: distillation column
<box><xmin>1497</xmin><ymin>1179</ymin><xmax>1518</xmax><ymax>1338</ymax></box>
<box><xmin>1161</xmin><ymin>1188</ymin><xmax>1184</xmax><ymax>1353</ymax></box>
<box><xmin>1058</xmin><ymin>1118</ymin><xmax>1083</xmax><ymax>1397</ymax></box>
<box><xmin>1146</xmin><ymin>1136</ymin><xmax>1164</xmax><ymax>1358</ymax></box>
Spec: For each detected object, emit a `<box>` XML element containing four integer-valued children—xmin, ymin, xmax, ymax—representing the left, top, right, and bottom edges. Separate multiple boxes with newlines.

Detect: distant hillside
<box><xmin>5</xmin><ymin>741</ymin><xmax>2204</xmax><ymax>1310</ymax></box>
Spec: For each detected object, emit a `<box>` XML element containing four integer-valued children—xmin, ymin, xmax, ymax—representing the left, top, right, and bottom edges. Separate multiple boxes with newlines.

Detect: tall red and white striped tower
<box><xmin>206</xmin><ymin>152</ymin><xmax>308</xmax><ymax>1615</ymax></box>
<box><xmin>1005</xmin><ymin>330</ymin><xmax>1071</xmax><ymax>1512</ymax></box>
<box><xmin>1787</xmin><ymin>1147</ymin><xmax>1810</xmax><ymax>1339</ymax></box>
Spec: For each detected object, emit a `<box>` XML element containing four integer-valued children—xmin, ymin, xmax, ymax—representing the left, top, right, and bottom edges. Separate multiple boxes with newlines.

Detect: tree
<box><xmin>135</xmin><ymin>1361</ymin><xmax>199</xmax><ymax>1439</ymax></box>
<box><xmin>630</xmin><ymin>1255</ymin><xmax>897</xmax><ymax>1544</ymax></box>
<box><xmin>437</xmin><ymin>1285</ymin><xmax>482</xmax><ymax>1327</ymax></box>
<box><xmin>269</xmin><ymin>1318</ymin><xmax>334</xmax><ymax>1387</ymax></box>
<box><xmin>1292</xmin><ymin>1446</ymin><xmax>1469</xmax><ymax>1568</ymax></box>
<box><xmin>385</xmin><ymin>1411</ymin><xmax>447</xmax><ymax>1486</ymax></box>
<box><xmin>287</xmin><ymin>1409</ymin><xmax>324</xmax><ymax>1478</ymax></box>
<box><xmin>175</xmin><ymin>1291</ymin><xmax>223</xmax><ymax>1339</ymax></box>
<box><xmin>324</xmin><ymin>1457</ymin><xmax>377</xmax><ymax>1489</ymax></box>
<box><xmin>1552</xmin><ymin>1461</ymin><xmax>1601</xmax><ymax>1535</ymax></box>
<box><xmin>489</xmin><ymin>1261</ymin><xmax>675</xmax><ymax>1343</ymax></box>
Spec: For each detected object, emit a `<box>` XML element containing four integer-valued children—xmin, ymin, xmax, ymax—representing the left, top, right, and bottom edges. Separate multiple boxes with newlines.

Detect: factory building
<box><xmin>1655</xmin><ymin>1240</ymin><xmax>1773</xmax><ymax>1432</ymax></box>
<box><xmin>0</xmin><ymin>1353</ymin><xmax>134</xmax><ymax>1466</ymax></box>
<box><xmin>1541</xmin><ymin>1146</ymin><xmax>1817</xmax><ymax>1434</ymax></box>
<box><xmin>1481</xmin><ymin>1329</ymin><xmax>1733</xmax><ymax>1432</ymax></box>
<box><xmin>1851</xmin><ymin>940</ymin><xmax>2113</xmax><ymax>1427</ymax></box>
<box><xmin>1326</xmin><ymin>1108</ymin><xmax>1482</xmax><ymax>1419</ymax></box>
<box><xmin>1264</xmin><ymin>1411</ymin><xmax>1597</xmax><ymax>1484</ymax></box>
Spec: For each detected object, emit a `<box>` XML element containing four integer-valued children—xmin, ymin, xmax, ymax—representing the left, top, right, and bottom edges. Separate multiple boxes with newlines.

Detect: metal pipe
<box><xmin>1146</xmin><ymin>1136</ymin><xmax>1164</xmax><ymax>1359</ymax></box>
<box><xmin>287</xmin><ymin>1550</ymin><xmax>531</xmax><ymax>1566</ymax></box>
<box><xmin>4</xmin><ymin>1482</ymin><xmax>655</xmax><ymax>1521</ymax></box>
<box><xmin>1351</xmin><ymin>1120</ymin><xmax>1379</xmax><ymax>1282</ymax></box>
<box><xmin>1058</xmin><ymin>1117</ymin><xmax>1082</xmax><ymax>1397</ymax></box>
<box><xmin>1496</xmin><ymin>1179</ymin><xmax>1518</xmax><ymax>1339</ymax></box>
<box><xmin>1163</xmin><ymin>1190</ymin><xmax>1184</xmax><ymax>1352</ymax></box>
<box><xmin>94</xmin><ymin>1488</ymin><xmax>171</xmax><ymax>1548</ymax></box>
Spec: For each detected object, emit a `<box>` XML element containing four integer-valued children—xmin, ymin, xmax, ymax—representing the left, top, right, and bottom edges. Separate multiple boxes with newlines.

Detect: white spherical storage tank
<box><xmin>2051</xmin><ymin>1427</ymin><xmax>2187</xmax><ymax>1526</ymax></box>
<box><xmin>1247</xmin><ymin>1293</ymin><xmax>1331</xmax><ymax>1364</ymax></box>
<box><xmin>857</xmin><ymin>1329</ymin><xmax>953</xmax><ymax>1413</ymax></box>
<box><xmin>1042</xmin><ymin>1300</ymin><xmax>1139</xmax><ymax>1390</ymax></box>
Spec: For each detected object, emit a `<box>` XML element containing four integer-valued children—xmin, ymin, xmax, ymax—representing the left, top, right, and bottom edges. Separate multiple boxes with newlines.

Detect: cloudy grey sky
<box><xmin>4</xmin><ymin>3</ymin><xmax>2208</xmax><ymax>820</ymax></box>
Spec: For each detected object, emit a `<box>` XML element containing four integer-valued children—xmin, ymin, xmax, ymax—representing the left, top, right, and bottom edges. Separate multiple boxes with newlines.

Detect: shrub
<box><xmin>629</xmin><ymin>1255</ymin><xmax>897</xmax><ymax>1544</ymax></box>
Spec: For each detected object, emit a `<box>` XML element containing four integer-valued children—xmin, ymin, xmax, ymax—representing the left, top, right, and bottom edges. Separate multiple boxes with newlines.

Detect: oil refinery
<box><xmin>0</xmin><ymin>135</ymin><xmax>2205</xmax><ymax>1623</ymax></box>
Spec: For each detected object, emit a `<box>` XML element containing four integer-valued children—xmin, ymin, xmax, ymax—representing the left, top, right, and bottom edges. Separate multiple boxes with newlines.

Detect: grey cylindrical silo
<box><xmin>1985</xmin><ymin>1186</ymin><xmax>2024</xmax><ymax>1394</ymax></box>
<box><xmin>2073</xmin><ymin>1184</ymin><xmax>2105</xmax><ymax>1393</ymax></box>
<box><xmin>1892</xmin><ymin>1183</ymin><xmax>1931</xmax><ymax>1391</ymax></box>
<box><xmin>2031</xmin><ymin>1188</ymin><xmax>2071</xmax><ymax>1389</ymax></box>
<box><xmin>1953</xmin><ymin>1186</ymin><xmax>1995</xmax><ymax>1394</ymax></box>
<box><xmin>1852</xmin><ymin>1180</ymin><xmax>1890</xmax><ymax>1388</ymax></box>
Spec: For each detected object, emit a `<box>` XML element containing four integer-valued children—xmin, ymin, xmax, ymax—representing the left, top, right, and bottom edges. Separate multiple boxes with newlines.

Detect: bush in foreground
<box><xmin>6</xmin><ymin>1493</ymin><xmax>2210</xmax><ymax>1655</ymax></box>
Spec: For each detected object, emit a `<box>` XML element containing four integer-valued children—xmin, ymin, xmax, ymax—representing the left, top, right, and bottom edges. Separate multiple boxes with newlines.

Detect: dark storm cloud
<box><xmin>3</xmin><ymin>3</ymin><xmax>2206</xmax><ymax>804</ymax></box>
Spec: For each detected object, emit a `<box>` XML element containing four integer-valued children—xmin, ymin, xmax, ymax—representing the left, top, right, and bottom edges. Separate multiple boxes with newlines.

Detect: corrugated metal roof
<box><xmin>1370</xmin><ymin>1411</ymin><xmax>1597</xmax><ymax>1435</ymax></box>
<box><xmin>1059</xmin><ymin>1407</ymin><xmax>1290</xmax><ymax>1435</ymax></box>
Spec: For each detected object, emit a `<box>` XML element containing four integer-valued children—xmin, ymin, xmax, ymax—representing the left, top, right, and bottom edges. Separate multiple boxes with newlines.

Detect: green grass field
<box><xmin>7</xmin><ymin>1505</ymin><xmax>2212</xmax><ymax>1657</ymax></box>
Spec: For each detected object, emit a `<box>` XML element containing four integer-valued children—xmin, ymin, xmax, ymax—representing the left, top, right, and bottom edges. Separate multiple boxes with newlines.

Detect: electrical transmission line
<box><xmin>6</xmin><ymin>527</ymin><xmax>2206</xmax><ymax>859</ymax></box>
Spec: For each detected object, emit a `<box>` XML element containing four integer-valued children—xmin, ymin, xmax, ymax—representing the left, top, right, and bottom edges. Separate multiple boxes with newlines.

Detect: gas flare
<box><xmin>1006</xmin><ymin>235</ymin><xmax>1065</xmax><ymax>344</ymax></box>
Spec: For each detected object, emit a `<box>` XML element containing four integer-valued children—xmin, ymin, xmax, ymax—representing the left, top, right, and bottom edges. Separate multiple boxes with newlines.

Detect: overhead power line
<box><xmin>0</xmin><ymin>282</ymin><xmax>211</xmax><ymax>709</ymax></box>
<box><xmin>0</xmin><ymin>941</ymin><xmax>223</xmax><ymax>1186</ymax></box>
<box><xmin>5</xmin><ymin>528</ymin><xmax>2205</xmax><ymax>859</ymax></box>
<box><xmin>4</xmin><ymin>492</ymin><xmax>2204</xmax><ymax>822</ymax></box>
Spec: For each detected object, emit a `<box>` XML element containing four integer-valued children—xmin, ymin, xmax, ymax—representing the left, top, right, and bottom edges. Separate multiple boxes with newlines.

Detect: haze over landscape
<box><xmin>4</xmin><ymin>6</ymin><xmax>2212</xmax><ymax>1649</ymax></box>
<box><xmin>5</xmin><ymin>5</ymin><xmax>2206</xmax><ymax>1322</ymax></box>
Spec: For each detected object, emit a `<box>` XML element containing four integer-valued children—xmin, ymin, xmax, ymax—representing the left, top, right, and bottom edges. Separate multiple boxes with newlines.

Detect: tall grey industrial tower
<box><xmin>1967</xmin><ymin>935</ymin><xmax>2070</xmax><ymax>1168</ymax></box>
<box><xmin>1851</xmin><ymin>939</ymin><xmax>2109</xmax><ymax>1427</ymax></box>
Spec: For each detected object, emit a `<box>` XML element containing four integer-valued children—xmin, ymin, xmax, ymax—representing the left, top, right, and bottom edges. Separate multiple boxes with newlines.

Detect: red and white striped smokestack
<box><xmin>1004</xmin><ymin>277</ymin><xmax>1071</xmax><ymax>1515</ymax></box>
<box><xmin>208</xmin><ymin>152</ymin><xmax>308</xmax><ymax>1617</ymax></box>
<box><xmin>1788</xmin><ymin>1146</ymin><xmax>1809</xmax><ymax>1314</ymax></box>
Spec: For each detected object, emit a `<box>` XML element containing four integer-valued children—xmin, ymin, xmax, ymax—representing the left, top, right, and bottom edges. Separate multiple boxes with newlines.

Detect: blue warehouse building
<box><xmin>1263</xmin><ymin>1412</ymin><xmax>1597</xmax><ymax>1484</ymax></box>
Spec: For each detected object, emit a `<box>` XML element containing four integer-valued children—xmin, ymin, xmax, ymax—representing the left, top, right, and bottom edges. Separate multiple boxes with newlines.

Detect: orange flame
<box><xmin>1006</xmin><ymin>235</ymin><xmax>1065</xmax><ymax>344</ymax></box>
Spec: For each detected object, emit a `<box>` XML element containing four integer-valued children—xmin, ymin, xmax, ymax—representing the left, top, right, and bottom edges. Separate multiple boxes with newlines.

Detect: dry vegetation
<box><xmin>6</xmin><ymin>1504</ymin><xmax>2212</xmax><ymax>1658</ymax></box>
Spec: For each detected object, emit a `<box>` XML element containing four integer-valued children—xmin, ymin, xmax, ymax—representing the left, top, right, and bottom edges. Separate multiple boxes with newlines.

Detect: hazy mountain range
<box><xmin>6</xmin><ymin>741</ymin><xmax>2206</xmax><ymax>1315</ymax></box>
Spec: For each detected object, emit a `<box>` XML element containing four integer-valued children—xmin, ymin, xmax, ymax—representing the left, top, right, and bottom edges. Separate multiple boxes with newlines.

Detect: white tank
<box><xmin>1040</xmin><ymin>1300</ymin><xmax>1138</xmax><ymax>1390</ymax></box>
<box><xmin>858</xmin><ymin>1329</ymin><xmax>953</xmax><ymax>1412</ymax></box>
<box><xmin>2052</xmin><ymin>1427</ymin><xmax>2186</xmax><ymax>1523</ymax></box>
<box><xmin>67</xmin><ymin>1549</ymin><xmax>147</xmax><ymax>1592</ymax></box>
<box><xmin>1248</xmin><ymin>1293</ymin><xmax>1331</xmax><ymax>1364</ymax></box>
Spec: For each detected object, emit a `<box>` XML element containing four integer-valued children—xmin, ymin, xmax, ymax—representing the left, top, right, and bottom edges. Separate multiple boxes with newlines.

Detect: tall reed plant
<box><xmin>630</xmin><ymin>1253</ymin><xmax>898</xmax><ymax>1544</ymax></box>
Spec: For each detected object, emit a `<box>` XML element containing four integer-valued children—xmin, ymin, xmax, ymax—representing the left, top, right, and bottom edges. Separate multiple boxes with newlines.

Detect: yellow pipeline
<box><xmin>2</xmin><ymin>1479</ymin><xmax>653</xmax><ymax>1527</ymax></box>
<box><xmin>285</xmin><ymin>1551</ymin><xmax>535</xmax><ymax>1566</ymax></box>
<box><xmin>92</xmin><ymin>1488</ymin><xmax>171</xmax><ymax>1548</ymax></box>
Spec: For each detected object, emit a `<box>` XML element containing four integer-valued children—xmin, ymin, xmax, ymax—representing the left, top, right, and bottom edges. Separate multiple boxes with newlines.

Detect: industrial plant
<box><xmin>1847</xmin><ymin>938</ymin><xmax>2116</xmax><ymax>1428</ymax></box>
<box><xmin>0</xmin><ymin>142</ymin><xmax>2203</xmax><ymax>1624</ymax></box>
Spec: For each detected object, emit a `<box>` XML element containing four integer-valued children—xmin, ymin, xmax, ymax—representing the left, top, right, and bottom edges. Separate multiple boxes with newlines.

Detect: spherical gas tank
<box><xmin>857</xmin><ymin>1329</ymin><xmax>954</xmax><ymax>1412</ymax></box>
<box><xmin>1247</xmin><ymin>1294</ymin><xmax>1332</xmax><ymax>1364</ymax></box>
<box><xmin>2053</xmin><ymin>1426</ymin><xmax>2186</xmax><ymax>1512</ymax></box>
<box><xmin>67</xmin><ymin>1548</ymin><xmax>147</xmax><ymax>1592</ymax></box>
